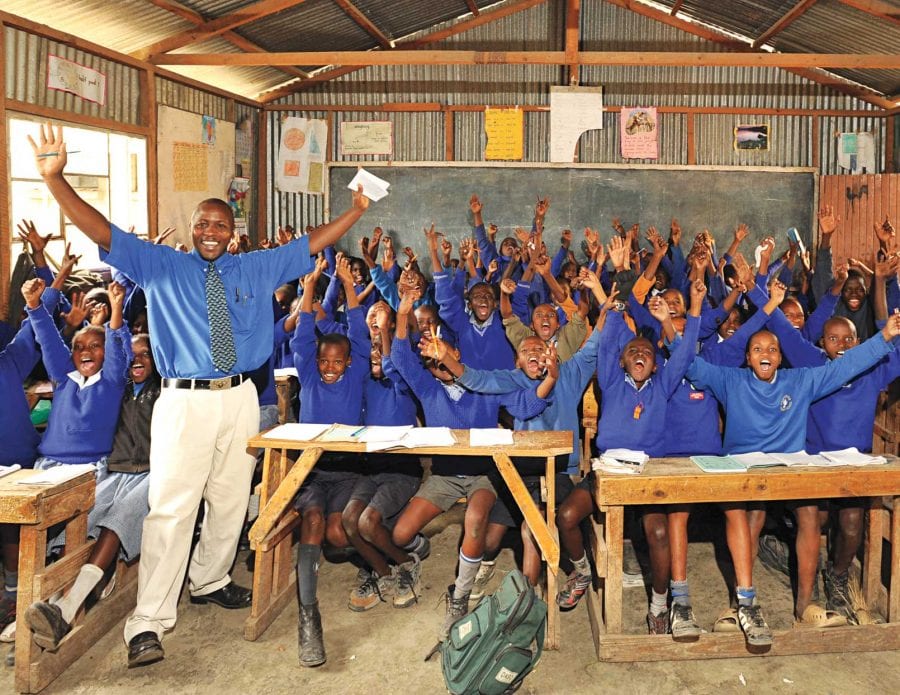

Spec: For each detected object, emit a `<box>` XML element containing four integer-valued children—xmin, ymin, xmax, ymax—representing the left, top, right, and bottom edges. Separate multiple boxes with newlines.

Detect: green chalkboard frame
<box><xmin>326</xmin><ymin>162</ymin><xmax>817</xmax><ymax>268</ymax></box>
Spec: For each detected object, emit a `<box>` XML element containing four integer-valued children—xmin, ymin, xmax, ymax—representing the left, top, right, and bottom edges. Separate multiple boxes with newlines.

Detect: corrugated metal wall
<box><xmin>155</xmin><ymin>77</ymin><xmax>231</xmax><ymax>121</ymax></box>
<box><xmin>4</xmin><ymin>26</ymin><xmax>142</xmax><ymax>125</ymax></box>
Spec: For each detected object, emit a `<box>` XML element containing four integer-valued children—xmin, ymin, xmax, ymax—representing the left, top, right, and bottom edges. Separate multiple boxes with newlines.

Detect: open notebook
<box><xmin>692</xmin><ymin>448</ymin><xmax>887</xmax><ymax>473</ymax></box>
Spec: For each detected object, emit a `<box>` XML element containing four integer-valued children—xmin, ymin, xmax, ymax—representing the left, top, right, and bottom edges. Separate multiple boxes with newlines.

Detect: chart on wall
<box><xmin>157</xmin><ymin>105</ymin><xmax>236</xmax><ymax>246</ymax></box>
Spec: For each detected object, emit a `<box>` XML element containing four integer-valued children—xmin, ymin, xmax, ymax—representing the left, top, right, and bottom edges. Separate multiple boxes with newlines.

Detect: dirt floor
<box><xmin>2</xmin><ymin>506</ymin><xmax>900</xmax><ymax>695</ymax></box>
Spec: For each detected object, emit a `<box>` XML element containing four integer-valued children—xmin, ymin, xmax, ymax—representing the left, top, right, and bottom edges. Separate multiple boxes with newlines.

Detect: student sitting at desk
<box><xmin>389</xmin><ymin>284</ymin><xmax>554</xmax><ymax>643</ymax></box>
<box><xmin>685</xmin><ymin>301</ymin><xmax>900</xmax><ymax>646</ymax></box>
<box><xmin>24</xmin><ymin>332</ymin><xmax>160</xmax><ymax>651</ymax></box>
<box><xmin>760</xmin><ymin>254</ymin><xmax>900</xmax><ymax>627</ymax></box>
<box><xmin>290</xmin><ymin>256</ymin><xmax>370</xmax><ymax>668</ymax></box>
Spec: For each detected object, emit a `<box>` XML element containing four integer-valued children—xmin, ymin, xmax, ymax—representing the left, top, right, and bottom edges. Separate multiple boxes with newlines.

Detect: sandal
<box><xmin>712</xmin><ymin>607</ymin><xmax>741</xmax><ymax>633</ymax></box>
<box><xmin>793</xmin><ymin>604</ymin><xmax>847</xmax><ymax>628</ymax></box>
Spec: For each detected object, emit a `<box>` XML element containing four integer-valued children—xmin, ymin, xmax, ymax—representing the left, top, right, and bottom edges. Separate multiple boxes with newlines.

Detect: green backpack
<box><xmin>441</xmin><ymin>569</ymin><xmax>547</xmax><ymax>695</ymax></box>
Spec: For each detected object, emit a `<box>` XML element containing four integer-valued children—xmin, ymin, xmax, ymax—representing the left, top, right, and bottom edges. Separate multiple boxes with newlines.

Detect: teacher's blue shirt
<box><xmin>104</xmin><ymin>224</ymin><xmax>314</xmax><ymax>379</ymax></box>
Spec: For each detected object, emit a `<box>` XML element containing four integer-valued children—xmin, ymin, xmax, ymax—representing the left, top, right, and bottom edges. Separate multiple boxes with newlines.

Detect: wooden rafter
<box><xmin>603</xmin><ymin>0</ymin><xmax>894</xmax><ymax>110</ymax></box>
<box><xmin>145</xmin><ymin>0</ymin><xmax>310</xmax><ymax>79</ymax></box>
<box><xmin>465</xmin><ymin>0</ymin><xmax>481</xmax><ymax>16</ymax></box>
<box><xmin>132</xmin><ymin>0</ymin><xmax>310</xmax><ymax>61</ymax></box>
<box><xmin>752</xmin><ymin>0</ymin><xmax>820</xmax><ymax>49</ymax></box>
<box><xmin>670</xmin><ymin>0</ymin><xmax>684</xmax><ymax>16</ymax></box>
<box><xmin>257</xmin><ymin>0</ymin><xmax>551</xmax><ymax>103</ymax></box>
<box><xmin>836</xmin><ymin>0</ymin><xmax>900</xmax><ymax>28</ymax></box>
<box><xmin>332</xmin><ymin>0</ymin><xmax>391</xmax><ymax>49</ymax></box>
<box><xmin>152</xmin><ymin>50</ymin><xmax>900</xmax><ymax>69</ymax></box>
<box><xmin>566</xmin><ymin>0</ymin><xmax>581</xmax><ymax>85</ymax></box>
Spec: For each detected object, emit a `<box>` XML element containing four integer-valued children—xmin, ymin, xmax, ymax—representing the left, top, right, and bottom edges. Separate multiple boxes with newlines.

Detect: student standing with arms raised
<box><xmin>29</xmin><ymin>123</ymin><xmax>372</xmax><ymax>668</ymax></box>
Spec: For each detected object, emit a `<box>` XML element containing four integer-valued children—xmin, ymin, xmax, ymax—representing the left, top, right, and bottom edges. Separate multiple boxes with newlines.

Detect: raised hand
<box><xmin>108</xmin><ymin>281</ymin><xmax>126</xmax><ymax>307</ymax></box>
<box><xmin>440</xmin><ymin>237</ymin><xmax>453</xmax><ymax>260</ymax></box>
<box><xmin>647</xmin><ymin>295</ymin><xmax>670</xmax><ymax>324</ymax></box>
<box><xmin>768</xmin><ymin>279</ymin><xmax>787</xmax><ymax>306</ymax></box>
<box><xmin>759</xmin><ymin>236</ymin><xmax>776</xmax><ymax>265</ymax></box>
<box><xmin>818</xmin><ymin>205</ymin><xmax>839</xmax><ymax>236</ymax></box>
<box><xmin>689</xmin><ymin>277</ymin><xmax>708</xmax><ymax>310</ymax></box>
<box><xmin>351</xmin><ymin>183</ymin><xmax>369</xmax><ymax>212</ymax></box>
<box><xmin>469</xmin><ymin>194</ymin><xmax>483</xmax><ymax>215</ymax></box>
<box><xmin>875</xmin><ymin>254</ymin><xmax>900</xmax><ymax>279</ymax></box>
<box><xmin>89</xmin><ymin>302</ymin><xmax>110</xmax><ymax>326</ymax></box>
<box><xmin>669</xmin><ymin>219</ymin><xmax>682</xmax><ymax>246</ymax></box>
<box><xmin>62</xmin><ymin>291</ymin><xmax>88</xmax><ymax>327</ymax></box>
<box><xmin>487</xmin><ymin>222</ymin><xmax>498</xmax><ymax>240</ymax></box>
<box><xmin>28</xmin><ymin>122</ymin><xmax>68</xmax><ymax>178</ymax></box>
<box><xmin>848</xmin><ymin>257</ymin><xmax>874</xmax><ymax>276</ymax></box>
<box><xmin>21</xmin><ymin>278</ymin><xmax>46</xmax><ymax>309</ymax></box>
<box><xmin>514</xmin><ymin>227</ymin><xmax>531</xmax><ymax>245</ymax></box>
<box><xmin>397</xmin><ymin>287</ymin><xmax>417</xmax><ymax>316</ymax></box>
<box><xmin>418</xmin><ymin>336</ymin><xmax>451</xmax><ymax>363</ymax></box>
<box><xmin>608</xmin><ymin>235</ymin><xmax>628</xmax><ymax>270</ymax></box>
<box><xmin>154</xmin><ymin>226</ymin><xmax>177</xmax><ymax>245</ymax></box>
<box><xmin>882</xmin><ymin>309</ymin><xmax>900</xmax><ymax>340</ymax></box>
<box><xmin>876</xmin><ymin>216</ymin><xmax>897</xmax><ymax>251</ymax></box>
<box><xmin>611</xmin><ymin>218</ymin><xmax>625</xmax><ymax>236</ymax></box>
<box><xmin>335</xmin><ymin>254</ymin><xmax>354</xmax><ymax>285</ymax></box>
<box><xmin>541</xmin><ymin>344</ymin><xmax>559</xmax><ymax>380</ymax></box>
<box><xmin>734</xmin><ymin>223</ymin><xmax>749</xmax><ymax>243</ymax></box>
<box><xmin>276</xmin><ymin>226</ymin><xmax>294</xmax><ymax>246</ymax></box>
<box><xmin>485</xmin><ymin>258</ymin><xmax>499</xmax><ymax>279</ymax></box>
<box><xmin>499</xmin><ymin>278</ymin><xmax>517</xmax><ymax>296</ymax></box>
<box><xmin>560</xmin><ymin>229</ymin><xmax>572</xmax><ymax>249</ymax></box>
<box><xmin>17</xmin><ymin>219</ymin><xmax>52</xmax><ymax>253</ymax></box>
<box><xmin>424</xmin><ymin>223</ymin><xmax>440</xmax><ymax>249</ymax></box>
<box><xmin>381</xmin><ymin>235</ymin><xmax>396</xmax><ymax>269</ymax></box>
<box><xmin>833</xmin><ymin>261</ymin><xmax>849</xmax><ymax>287</ymax></box>
<box><xmin>534</xmin><ymin>196</ymin><xmax>550</xmax><ymax>220</ymax></box>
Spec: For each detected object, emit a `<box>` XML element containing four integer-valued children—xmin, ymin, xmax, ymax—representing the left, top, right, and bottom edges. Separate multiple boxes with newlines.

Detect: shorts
<box><xmin>414</xmin><ymin>474</ymin><xmax>496</xmax><ymax>512</ymax></box>
<box><xmin>785</xmin><ymin>497</ymin><xmax>867</xmax><ymax>512</ymax></box>
<box><xmin>348</xmin><ymin>472</ymin><xmax>420</xmax><ymax>526</ymax></box>
<box><xmin>293</xmin><ymin>469</ymin><xmax>360</xmax><ymax>516</ymax></box>
<box><xmin>489</xmin><ymin>472</ymin><xmax>576</xmax><ymax>528</ymax></box>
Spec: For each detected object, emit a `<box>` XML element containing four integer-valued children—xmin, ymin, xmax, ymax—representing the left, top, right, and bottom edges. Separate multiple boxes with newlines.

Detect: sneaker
<box><xmin>393</xmin><ymin>559</ymin><xmax>420</xmax><ymax>608</ymax></box>
<box><xmin>757</xmin><ymin>534</ymin><xmax>790</xmax><ymax>576</ymax></box>
<box><xmin>348</xmin><ymin>572</ymin><xmax>395</xmax><ymax>612</ymax></box>
<box><xmin>669</xmin><ymin>603</ymin><xmax>701</xmax><ymax>641</ymax></box>
<box><xmin>646</xmin><ymin>609</ymin><xmax>669</xmax><ymax>635</ymax></box>
<box><xmin>355</xmin><ymin>565</ymin><xmax>373</xmax><ymax>584</ymax></box>
<box><xmin>469</xmin><ymin>561</ymin><xmax>495</xmax><ymax>601</ymax></box>
<box><xmin>737</xmin><ymin>603</ymin><xmax>773</xmax><ymax>646</ymax></box>
<box><xmin>440</xmin><ymin>585</ymin><xmax>469</xmax><ymax>641</ymax></box>
<box><xmin>0</xmin><ymin>595</ymin><xmax>16</xmax><ymax>632</ymax></box>
<box><xmin>823</xmin><ymin>563</ymin><xmax>855</xmax><ymax>622</ymax></box>
<box><xmin>556</xmin><ymin>572</ymin><xmax>591</xmax><ymax>611</ymax></box>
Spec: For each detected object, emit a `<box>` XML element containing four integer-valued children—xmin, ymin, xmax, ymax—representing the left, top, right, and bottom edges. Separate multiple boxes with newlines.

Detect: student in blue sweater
<box><xmin>24</xmin><ymin>277</ymin><xmax>130</xmax><ymax>471</ymax></box>
<box><xmin>685</xmin><ymin>308</ymin><xmax>900</xmax><ymax>645</ymax></box>
<box><xmin>25</xmin><ymin>333</ymin><xmax>161</xmax><ymax>652</ymax></box>
<box><xmin>290</xmin><ymin>256</ymin><xmax>370</xmax><ymax>668</ymax></box>
<box><xmin>341</xmin><ymin>302</ymin><xmax>424</xmax><ymax>613</ymax></box>
<box><xmin>548</xmin><ymin>280</ymin><xmax>702</xmax><ymax>629</ymax></box>
<box><xmin>389</xmin><ymin>286</ymin><xmax>554</xmax><ymax>642</ymax></box>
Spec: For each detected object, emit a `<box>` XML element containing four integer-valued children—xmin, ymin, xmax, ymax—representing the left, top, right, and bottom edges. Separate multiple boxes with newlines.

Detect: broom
<box><xmin>847</xmin><ymin>573</ymin><xmax>885</xmax><ymax>625</ymax></box>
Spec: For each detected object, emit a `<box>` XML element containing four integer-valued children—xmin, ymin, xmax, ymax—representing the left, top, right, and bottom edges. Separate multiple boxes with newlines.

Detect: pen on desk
<box><xmin>350</xmin><ymin>426</ymin><xmax>366</xmax><ymax>437</ymax></box>
<box><xmin>36</xmin><ymin>151</ymin><xmax>80</xmax><ymax>158</ymax></box>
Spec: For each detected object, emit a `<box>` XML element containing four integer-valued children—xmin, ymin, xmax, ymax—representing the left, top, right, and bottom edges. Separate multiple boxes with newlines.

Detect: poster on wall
<box><xmin>276</xmin><ymin>116</ymin><xmax>328</xmax><ymax>194</ymax></box>
<box><xmin>340</xmin><ymin>121</ymin><xmax>393</xmax><ymax>156</ymax></box>
<box><xmin>46</xmin><ymin>54</ymin><xmax>106</xmax><ymax>105</ymax></box>
<box><xmin>837</xmin><ymin>132</ymin><xmax>875</xmax><ymax>174</ymax></box>
<box><xmin>620</xmin><ymin>107</ymin><xmax>658</xmax><ymax>159</ymax></box>
<box><xmin>201</xmin><ymin>116</ymin><xmax>217</xmax><ymax>146</ymax></box>
<box><xmin>484</xmin><ymin>107</ymin><xmax>524</xmax><ymax>161</ymax></box>
<box><xmin>734</xmin><ymin>124</ymin><xmax>769</xmax><ymax>151</ymax></box>
<box><xmin>549</xmin><ymin>86</ymin><xmax>603</xmax><ymax>163</ymax></box>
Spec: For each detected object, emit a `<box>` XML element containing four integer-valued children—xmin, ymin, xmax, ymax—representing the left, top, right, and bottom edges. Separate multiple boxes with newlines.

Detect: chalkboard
<box><xmin>327</xmin><ymin>163</ymin><xmax>816</xmax><ymax>268</ymax></box>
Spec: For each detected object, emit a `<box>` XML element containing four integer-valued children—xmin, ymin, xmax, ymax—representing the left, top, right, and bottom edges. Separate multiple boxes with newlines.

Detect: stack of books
<box><xmin>592</xmin><ymin>449</ymin><xmax>649</xmax><ymax>475</ymax></box>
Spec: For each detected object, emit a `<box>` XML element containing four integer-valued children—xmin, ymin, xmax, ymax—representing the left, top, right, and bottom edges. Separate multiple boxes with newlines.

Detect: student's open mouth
<box><xmin>835</xmin><ymin>350</ymin><xmax>845</xmax><ymax>357</ymax></box>
<box><xmin>758</xmin><ymin>359</ymin><xmax>773</xmax><ymax>372</ymax></box>
<box><xmin>725</xmin><ymin>328</ymin><xmax>735</xmax><ymax>336</ymax></box>
<box><xmin>847</xmin><ymin>299</ymin><xmax>861</xmax><ymax>310</ymax></box>
<box><xmin>131</xmin><ymin>364</ymin><xmax>145</xmax><ymax>375</ymax></box>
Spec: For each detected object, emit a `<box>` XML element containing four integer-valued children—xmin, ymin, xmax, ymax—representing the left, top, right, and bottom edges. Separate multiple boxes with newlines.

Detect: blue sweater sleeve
<box><xmin>315</xmin><ymin>317</ymin><xmax>347</xmax><ymax>336</ymax></box>
<box><xmin>389</xmin><ymin>336</ymin><xmax>440</xmax><ymax>403</ymax></box>
<box><xmin>511</xmin><ymin>281</ymin><xmax>533</xmax><ymax>325</ymax></box>
<box><xmin>458</xmin><ymin>367</ymin><xmax>529</xmax><ymax>394</ymax></box>
<box><xmin>597</xmin><ymin>311</ymin><xmax>633</xmax><ymax>391</ymax></box>
<box><xmin>685</xmin><ymin>356</ymin><xmax>733</xmax><ymax>402</ymax></box>
<box><xmin>27</xmin><ymin>302</ymin><xmax>74</xmax><ymax>382</ymax></box>
<box><xmin>766</xmin><ymin>308</ymin><xmax>825</xmax><ymax>368</ymax></box>
<box><xmin>699</xmin><ymin>303</ymin><xmax>726</xmax><ymax>340</ymax></box>
<box><xmin>669</xmin><ymin>244</ymin><xmax>686</xmax><ymax>293</ymax></box>
<box><xmin>104</xmin><ymin>324</ymin><xmax>133</xmax><ymax>385</ymax></box>
<box><xmin>34</xmin><ymin>265</ymin><xmax>55</xmax><ymax>286</ymax></box>
<box><xmin>370</xmin><ymin>265</ymin><xmax>400</xmax><ymax>311</ymax></box>
<box><xmin>550</xmin><ymin>245</ymin><xmax>568</xmax><ymax>278</ymax></box>
<box><xmin>346</xmin><ymin>306</ymin><xmax>370</xmax><ymax>364</ymax></box>
<box><xmin>702</xmin><ymin>305</ymin><xmax>769</xmax><ymax>367</ymax></box>
<box><xmin>273</xmin><ymin>315</ymin><xmax>292</xmax><ymax>349</ymax></box>
<box><xmin>658</xmin><ymin>314</ymin><xmax>700</xmax><ymax>397</ymax></box>
<box><xmin>434</xmin><ymin>272</ymin><xmax>467</xmax><ymax>335</ymax></box>
<box><xmin>627</xmin><ymin>294</ymin><xmax>660</xmax><ymax>346</ymax></box>
<box><xmin>887</xmin><ymin>275</ymin><xmax>900</xmax><ymax>315</ymax></box>
<box><xmin>811</xmin><ymin>247</ymin><xmax>833</xmax><ymax>303</ymax></box>
<box><xmin>0</xmin><ymin>320</ymin><xmax>40</xmax><ymax>380</ymax></box>
<box><xmin>500</xmin><ymin>386</ymin><xmax>548</xmax><ymax>422</ymax></box>
<box><xmin>291</xmin><ymin>311</ymin><xmax>321</xmax><ymax>387</ymax></box>
<box><xmin>805</xmin><ymin>333</ymin><xmax>894</xmax><ymax>401</ymax></box>
<box><xmin>474</xmin><ymin>223</ymin><xmax>498</xmax><ymax>269</ymax></box>
<box><xmin>802</xmin><ymin>291</ymin><xmax>838</xmax><ymax>344</ymax></box>
<box><xmin>320</xmin><ymin>273</ymin><xmax>342</xmax><ymax>319</ymax></box>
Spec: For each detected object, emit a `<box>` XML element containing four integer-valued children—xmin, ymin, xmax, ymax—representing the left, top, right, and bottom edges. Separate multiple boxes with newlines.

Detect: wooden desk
<box><xmin>588</xmin><ymin>458</ymin><xmax>900</xmax><ymax>662</ymax></box>
<box><xmin>245</xmin><ymin>429</ymin><xmax>572</xmax><ymax>648</ymax></box>
<box><xmin>0</xmin><ymin>469</ymin><xmax>135</xmax><ymax>693</ymax></box>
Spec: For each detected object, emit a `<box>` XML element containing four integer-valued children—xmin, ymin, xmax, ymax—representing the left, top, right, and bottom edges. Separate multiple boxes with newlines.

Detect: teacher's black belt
<box><xmin>162</xmin><ymin>373</ymin><xmax>251</xmax><ymax>391</ymax></box>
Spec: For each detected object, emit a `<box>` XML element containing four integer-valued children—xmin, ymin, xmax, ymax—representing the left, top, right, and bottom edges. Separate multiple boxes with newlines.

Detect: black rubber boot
<box><xmin>298</xmin><ymin>601</ymin><xmax>326</xmax><ymax>667</ymax></box>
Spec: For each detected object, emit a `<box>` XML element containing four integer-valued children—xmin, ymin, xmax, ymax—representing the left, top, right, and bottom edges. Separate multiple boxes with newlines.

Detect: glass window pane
<box><xmin>10</xmin><ymin>181</ymin><xmax>62</xmax><ymax>239</ymax></box>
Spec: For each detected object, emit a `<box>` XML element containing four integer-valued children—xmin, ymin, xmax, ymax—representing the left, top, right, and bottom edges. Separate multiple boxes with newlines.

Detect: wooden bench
<box><xmin>1</xmin><ymin>469</ymin><xmax>138</xmax><ymax>693</ymax></box>
<box><xmin>587</xmin><ymin>458</ymin><xmax>900</xmax><ymax>662</ymax></box>
<box><xmin>245</xmin><ymin>429</ymin><xmax>572</xmax><ymax>649</ymax></box>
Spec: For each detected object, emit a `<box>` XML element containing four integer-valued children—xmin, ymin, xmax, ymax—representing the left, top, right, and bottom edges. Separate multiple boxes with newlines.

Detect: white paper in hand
<box><xmin>348</xmin><ymin>168</ymin><xmax>390</xmax><ymax>202</ymax></box>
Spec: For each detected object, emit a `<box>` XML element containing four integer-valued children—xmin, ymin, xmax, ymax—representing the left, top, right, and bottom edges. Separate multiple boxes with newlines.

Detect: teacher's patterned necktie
<box><xmin>205</xmin><ymin>261</ymin><xmax>237</xmax><ymax>373</ymax></box>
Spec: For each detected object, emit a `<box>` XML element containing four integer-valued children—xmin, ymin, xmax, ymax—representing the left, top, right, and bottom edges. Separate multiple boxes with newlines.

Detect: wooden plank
<box><xmin>133</xmin><ymin>0</ymin><xmax>311</xmax><ymax>60</ymax></box>
<box><xmin>37</xmin><ymin>481</ymin><xmax>95</xmax><ymax>530</ymax></box>
<box><xmin>15</xmin><ymin>526</ymin><xmax>45</xmax><ymax>692</ymax></box>
<box><xmin>333</xmin><ymin>0</ymin><xmax>392</xmax><ymax>49</ymax></box>
<box><xmin>864</xmin><ymin>500</ymin><xmax>886</xmax><ymax>613</ymax></box>
<box><xmin>891</xmin><ymin>496</ymin><xmax>900</xmax><ymax>621</ymax></box>
<box><xmin>752</xmin><ymin>0</ymin><xmax>821</xmax><ymax>49</ymax></box>
<box><xmin>243</xmin><ymin>574</ymin><xmax>297</xmax><ymax>641</ymax></box>
<box><xmin>545</xmin><ymin>455</ymin><xmax>559</xmax><ymax>648</ymax></box>
<box><xmin>811</xmin><ymin>115</ymin><xmax>820</xmax><ymax>171</ymax></box>
<box><xmin>152</xmin><ymin>50</ymin><xmax>900</xmax><ymax>69</ymax></box>
<box><xmin>492</xmin><ymin>454</ymin><xmax>560</xmax><ymax>570</ymax></box>
<box><xmin>4</xmin><ymin>99</ymin><xmax>150</xmax><ymax>137</ymax></box>
<box><xmin>250</xmin><ymin>447</ymin><xmax>323</xmax><ymax>547</ymax></box>
<box><xmin>836</xmin><ymin>0</ymin><xmax>900</xmax><ymax>29</ymax></box>
<box><xmin>247</xmin><ymin>533</ymin><xmax>276</xmax><ymax>639</ymax></box>
<box><xmin>464</xmin><ymin>0</ymin><xmax>481</xmax><ymax>16</ymax></box>
<box><xmin>604</xmin><ymin>505</ymin><xmax>624</xmax><ymax>633</ymax></box>
<box><xmin>597</xmin><ymin>624</ymin><xmax>900</xmax><ymax>662</ymax></box>
<box><xmin>444</xmin><ymin>110</ymin><xmax>455</xmax><ymax>162</ymax></box>
<box><xmin>144</xmin><ymin>68</ymin><xmax>159</xmax><ymax>239</ymax></box>
<box><xmin>256</xmin><ymin>110</ymin><xmax>268</xmax><ymax>246</ymax></box>
<box><xmin>32</xmin><ymin>541</ymin><xmax>95</xmax><ymax>599</ymax></box>
<box><xmin>591</xmin><ymin>517</ymin><xmax>608</xmax><ymax>577</ymax></box>
<box><xmin>565</xmin><ymin>0</ymin><xmax>581</xmax><ymax>86</ymax></box>
<box><xmin>686</xmin><ymin>113</ymin><xmax>696</xmax><ymax>165</ymax></box>
<box><xmin>0</xmin><ymin>20</ymin><xmax>8</xmax><ymax>321</ymax></box>
<box><xmin>259</xmin><ymin>508</ymin><xmax>301</xmax><ymax>551</ymax></box>
<box><xmin>886</xmin><ymin>118</ymin><xmax>895</xmax><ymax>173</ymax></box>
<box><xmin>670</xmin><ymin>0</ymin><xmax>684</xmax><ymax>15</ymax></box>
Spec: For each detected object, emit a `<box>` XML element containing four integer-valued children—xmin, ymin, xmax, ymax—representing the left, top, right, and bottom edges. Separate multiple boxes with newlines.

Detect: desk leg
<box><xmin>544</xmin><ymin>457</ymin><xmax>559</xmax><ymax>650</ymax></box>
<box><xmin>14</xmin><ymin>527</ymin><xmax>45</xmax><ymax>693</ymax></box>
<box><xmin>246</xmin><ymin>447</ymin><xmax>322</xmax><ymax>641</ymax></box>
<box><xmin>604</xmin><ymin>505</ymin><xmax>624</xmax><ymax>634</ymax></box>
<box><xmin>891</xmin><ymin>496</ymin><xmax>900</xmax><ymax>622</ymax></box>
<box><xmin>864</xmin><ymin>498</ymin><xmax>887</xmax><ymax>616</ymax></box>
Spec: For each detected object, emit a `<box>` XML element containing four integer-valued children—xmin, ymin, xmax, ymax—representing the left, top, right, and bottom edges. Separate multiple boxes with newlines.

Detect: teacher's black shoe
<box><xmin>127</xmin><ymin>632</ymin><xmax>164</xmax><ymax>668</ymax></box>
<box><xmin>189</xmin><ymin>582</ymin><xmax>252</xmax><ymax>609</ymax></box>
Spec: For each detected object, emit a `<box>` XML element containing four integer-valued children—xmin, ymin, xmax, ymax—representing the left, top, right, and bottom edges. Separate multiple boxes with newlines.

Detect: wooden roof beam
<box><xmin>836</xmin><ymin>0</ymin><xmax>900</xmax><ymax>29</ymax></box>
<box><xmin>752</xmin><ymin>0</ymin><xmax>820</xmax><ymax>49</ymax></box>
<box><xmin>603</xmin><ymin>0</ymin><xmax>894</xmax><ymax>110</ymax></box>
<box><xmin>145</xmin><ymin>0</ymin><xmax>310</xmax><ymax>79</ymax></box>
<box><xmin>670</xmin><ymin>0</ymin><xmax>684</xmax><ymax>16</ymax></box>
<box><xmin>566</xmin><ymin>0</ymin><xmax>581</xmax><ymax>85</ymax></box>
<box><xmin>257</xmin><ymin>0</ymin><xmax>551</xmax><ymax>103</ymax></box>
<box><xmin>332</xmin><ymin>0</ymin><xmax>392</xmax><ymax>49</ymax></box>
<box><xmin>464</xmin><ymin>0</ymin><xmax>481</xmax><ymax>16</ymax></box>
<box><xmin>152</xmin><ymin>50</ymin><xmax>900</xmax><ymax>69</ymax></box>
<box><xmin>132</xmin><ymin>0</ymin><xmax>310</xmax><ymax>61</ymax></box>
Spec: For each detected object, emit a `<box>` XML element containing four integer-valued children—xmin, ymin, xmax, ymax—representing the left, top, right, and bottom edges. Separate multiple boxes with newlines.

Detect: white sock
<box><xmin>572</xmin><ymin>553</ymin><xmax>591</xmax><ymax>578</ymax></box>
<box><xmin>54</xmin><ymin>564</ymin><xmax>103</xmax><ymax>624</ymax></box>
<box><xmin>649</xmin><ymin>588</ymin><xmax>668</xmax><ymax>617</ymax></box>
<box><xmin>454</xmin><ymin>552</ymin><xmax>482</xmax><ymax>599</ymax></box>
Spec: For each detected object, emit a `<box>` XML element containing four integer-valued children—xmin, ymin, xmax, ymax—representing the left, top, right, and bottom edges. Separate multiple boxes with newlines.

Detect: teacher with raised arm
<box><xmin>29</xmin><ymin>123</ymin><xmax>371</xmax><ymax>668</ymax></box>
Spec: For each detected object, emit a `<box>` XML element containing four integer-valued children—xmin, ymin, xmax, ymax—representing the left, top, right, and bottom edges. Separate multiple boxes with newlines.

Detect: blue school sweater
<box><xmin>0</xmin><ymin>321</ymin><xmax>42</xmax><ymax>466</ymax></box>
<box><xmin>292</xmin><ymin>306</ymin><xmax>369</xmax><ymax>426</ymax></box>
<box><xmin>686</xmin><ymin>331</ymin><xmax>895</xmax><ymax>455</ymax></box>
<box><xmin>767</xmin><ymin>309</ymin><xmax>900</xmax><ymax>454</ymax></box>
<box><xmin>364</xmin><ymin>354</ymin><xmax>419</xmax><ymax>428</ymax></box>
<box><xmin>474</xmin><ymin>223</ymin><xmax>521</xmax><ymax>283</ymax></box>
<box><xmin>390</xmin><ymin>337</ymin><xmax>547</xmax><ymax>477</ymax></box>
<box><xmin>457</xmin><ymin>328</ymin><xmax>601</xmax><ymax>474</ymax></box>
<box><xmin>28</xmin><ymin>300</ymin><xmax>130</xmax><ymax>464</ymax></box>
<box><xmin>595</xmin><ymin>312</ymin><xmax>700</xmax><ymax>457</ymax></box>
<box><xmin>434</xmin><ymin>272</ymin><xmax>515</xmax><ymax>371</ymax></box>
